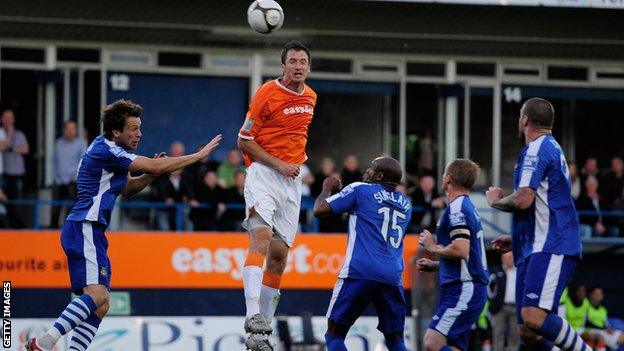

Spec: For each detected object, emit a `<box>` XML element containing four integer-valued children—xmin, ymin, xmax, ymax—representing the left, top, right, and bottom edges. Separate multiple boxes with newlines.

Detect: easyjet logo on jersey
<box><xmin>283</xmin><ymin>105</ymin><xmax>314</xmax><ymax>115</ymax></box>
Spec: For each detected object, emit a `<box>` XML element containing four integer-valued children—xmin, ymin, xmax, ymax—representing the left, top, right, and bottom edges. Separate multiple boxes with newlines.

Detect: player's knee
<box><xmin>423</xmin><ymin>330</ymin><xmax>443</xmax><ymax>351</ymax></box>
<box><xmin>94</xmin><ymin>300</ymin><xmax>109</xmax><ymax>319</ymax></box>
<box><xmin>517</xmin><ymin>324</ymin><xmax>540</xmax><ymax>344</ymax></box>
<box><xmin>84</xmin><ymin>285</ymin><xmax>109</xmax><ymax>307</ymax></box>
<box><xmin>520</xmin><ymin>307</ymin><xmax>546</xmax><ymax>330</ymax></box>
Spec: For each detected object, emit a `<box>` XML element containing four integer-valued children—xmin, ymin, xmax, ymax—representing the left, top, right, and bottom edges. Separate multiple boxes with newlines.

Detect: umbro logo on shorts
<box><xmin>526</xmin><ymin>293</ymin><xmax>539</xmax><ymax>299</ymax></box>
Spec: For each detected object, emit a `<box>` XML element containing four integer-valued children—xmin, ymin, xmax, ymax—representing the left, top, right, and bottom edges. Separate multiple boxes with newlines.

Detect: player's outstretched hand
<box><xmin>277</xmin><ymin>162</ymin><xmax>300</xmax><ymax>178</ymax></box>
<box><xmin>491</xmin><ymin>234</ymin><xmax>512</xmax><ymax>253</ymax></box>
<box><xmin>153</xmin><ymin>152</ymin><xmax>167</xmax><ymax>159</ymax></box>
<box><xmin>198</xmin><ymin>134</ymin><xmax>223</xmax><ymax>159</ymax></box>
<box><xmin>420</xmin><ymin>230</ymin><xmax>437</xmax><ymax>252</ymax></box>
<box><xmin>322</xmin><ymin>176</ymin><xmax>342</xmax><ymax>193</ymax></box>
<box><xmin>486</xmin><ymin>186</ymin><xmax>504</xmax><ymax>207</ymax></box>
<box><xmin>416</xmin><ymin>258</ymin><xmax>439</xmax><ymax>273</ymax></box>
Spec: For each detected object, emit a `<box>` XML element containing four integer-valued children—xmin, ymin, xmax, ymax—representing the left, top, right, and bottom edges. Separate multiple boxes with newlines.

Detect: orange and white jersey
<box><xmin>238</xmin><ymin>79</ymin><xmax>317</xmax><ymax>167</ymax></box>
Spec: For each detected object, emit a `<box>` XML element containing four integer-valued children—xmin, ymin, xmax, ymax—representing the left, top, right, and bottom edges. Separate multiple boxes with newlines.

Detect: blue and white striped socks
<box><xmin>69</xmin><ymin>313</ymin><xmax>101</xmax><ymax>351</ymax></box>
<box><xmin>539</xmin><ymin>313</ymin><xmax>593</xmax><ymax>351</ymax></box>
<box><xmin>38</xmin><ymin>295</ymin><xmax>98</xmax><ymax>350</ymax></box>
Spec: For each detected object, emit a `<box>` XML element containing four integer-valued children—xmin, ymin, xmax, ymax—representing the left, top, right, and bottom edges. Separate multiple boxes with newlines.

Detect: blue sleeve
<box><xmin>326</xmin><ymin>183</ymin><xmax>360</xmax><ymax>214</ymax></box>
<box><xmin>101</xmin><ymin>144</ymin><xmax>137</xmax><ymax>171</ymax></box>
<box><xmin>519</xmin><ymin>146</ymin><xmax>550</xmax><ymax>190</ymax></box>
<box><xmin>449</xmin><ymin>208</ymin><xmax>472</xmax><ymax>240</ymax></box>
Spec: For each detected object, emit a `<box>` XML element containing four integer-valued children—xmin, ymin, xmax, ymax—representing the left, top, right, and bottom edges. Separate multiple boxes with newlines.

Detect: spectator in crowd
<box><xmin>189</xmin><ymin>170</ymin><xmax>224</xmax><ymax>231</ymax></box>
<box><xmin>600</xmin><ymin>155</ymin><xmax>624</xmax><ymax>208</ymax></box>
<box><xmin>183</xmin><ymin>144</ymin><xmax>220</xmax><ymax>196</ymax></box>
<box><xmin>612</xmin><ymin>187</ymin><xmax>624</xmax><ymax>236</ymax></box>
<box><xmin>217</xmin><ymin>148</ymin><xmax>245</xmax><ymax>188</ymax></box>
<box><xmin>418</xmin><ymin>126</ymin><xmax>434</xmax><ymax>175</ymax></box>
<box><xmin>410</xmin><ymin>175</ymin><xmax>445</xmax><ymax>232</ymax></box>
<box><xmin>340</xmin><ymin>154</ymin><xmax>362</xmax><ymax>186</ymax></box>
<box><xmin>0</xmin><ymin>121</ymin><xmax>5</xmax><ymax>188</ymax></box>
<box><xmin>311</xmin><ymin>157</ymin><xmax>337</xmax><ymax>197</ymax></box>
<box><xmin>0</xmin><ymin>188</ymin><xmax>8</xmax><ymax>228</ymax></box>
<box><xmin>488</xmin><ymin>252</ymin><xmax>520</xmax><ymax>351</ymax></box>
<box><xmin>577</xmin><ymin>175</ymin><xmax>618</xmax><ymax>237</ymax></box>
<box><xmin>1</xmin><ymin>109</ymin><xmax>29</xmax><ymax>228</ymax></box>
<box><xmin>586</xmin><ymin>286</ymin><xmax>624</xmax><ymax>350</ymax></box>
<box><xmin>50</xmin><ymin>121</ymin><xmax>87</xmax><ymax>228</ymax></box>
<box><xmin>582</xmin><ymin>156</ymin><xmax>601</xmax><ymax>187</ymax></box>
<box><xmin>150</xmin><ymin>141</ymin><xmax>193</xmax><ymax>230</ymax></box>
<box><xmin>569</xmin><ymin>161</ymin><xmax>581</xmax><ymax>200</ymax></box>
<box><xmin>218</xmin><ymin>169</ymin><xmax>246</xmax><ymax>231</ymax></box>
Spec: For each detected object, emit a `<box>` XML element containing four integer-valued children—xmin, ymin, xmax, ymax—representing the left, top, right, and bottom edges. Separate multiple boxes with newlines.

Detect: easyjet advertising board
<box><xmin>0</xmin><ymin>232</ymin><xmax>419</xmax><ymax>289</ymax></box>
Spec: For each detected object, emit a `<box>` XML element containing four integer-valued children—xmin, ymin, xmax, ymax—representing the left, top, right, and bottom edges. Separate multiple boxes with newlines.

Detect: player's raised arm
<box><xmin>486</xmin><ymin>187</ymin><xmax>536</xmax><ymax>212</ymax></box>
<box><xmin>130</xmin><ymin>134</ymin><xmax>222</xmax><ymax>175</ymax></box>
<box><xmin>313</xmin><ymin>176</ymin><xmax>343</xmax><ymax>218</ymax></box>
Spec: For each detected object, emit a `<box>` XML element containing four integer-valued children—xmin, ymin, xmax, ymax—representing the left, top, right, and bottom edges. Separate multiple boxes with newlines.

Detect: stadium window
<box><xmin>311</xmin><ymin>58</ymin><xmax>352</xmax><ymax>74</ymax></box>
<box><xmin>1</xmin><ymin>47</ymin><xmax>45</xmax><ymax>63</ymax></box>
<box><xmin>503</xmin><ymin>67</ymin><xmax>540</xmax><ymax>77</ymax></box>
<box><xmin>456</xmin><ymin>62</ymin><xmax>496</xmax><ymax>77</ymax></box>
<box><xmin>596</xmin><ymin>71</ymin><xmax>624</xmax><ymax>80</ymax></box>
<box><xmin>158</xmin><ymin>52</ymin><xmax>202</xmax><ymax>68</ymax></box>
<box><xmin>57</xmin><ymin>48</ymin><xmax>101</xmax><ymax>63</ymax></box>
<box><xmin>406</xmin><ymin>62</ymin><xmax>446</xmax><ymax>77</ymax></box>
<box><xmin>547</xmin><ymin>66</ymin><xmax>588</xmax><ymax>81</ymax></box>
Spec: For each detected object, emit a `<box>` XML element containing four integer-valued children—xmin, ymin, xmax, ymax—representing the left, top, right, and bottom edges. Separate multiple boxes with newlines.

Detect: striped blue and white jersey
<box><xmin>66</xmin><ymin>135</ymin><xmax>136</xmax><ymax>226</ymax></box>
<box><xmin>512</xmin><ymin>134</ymin><xmax>582</xmax><ymax>266</ymax></box>
<box><xmin>327</xmin><ymin>182</ymin><xmax>412</xmax><ymax>286</ymax></box>
<box><xmin>435</xmin><ymin>195</ymin><xmax>489</xmax><ymax>286</ymax></box>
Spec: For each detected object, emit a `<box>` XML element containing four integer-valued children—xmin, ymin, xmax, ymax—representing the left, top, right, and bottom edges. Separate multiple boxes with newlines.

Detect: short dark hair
<box><xmin>101</xmin><ymin>99</ymin><xmax>142</xmax><ymax>139</ymax></box>
<box><xmin>446</xmin><ymin>159</ymin><xmax>480</xmax><ymax>190</ymax></box>
<box><xmin>521</xmin><ymin>97</ymin><xmax>555</xmax><ymax>129</ymax></box>
<box><xmin>280</xmin><ymin>40</ymin><xmax>311</xmax><ymax>64</ymax></box>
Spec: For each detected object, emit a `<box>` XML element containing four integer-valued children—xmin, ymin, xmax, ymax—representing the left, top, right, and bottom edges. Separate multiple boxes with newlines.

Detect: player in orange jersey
<box><xmin>237</xmin><ymin>40</ymin><xmax>317</xmax><ymax>351</ymax></box>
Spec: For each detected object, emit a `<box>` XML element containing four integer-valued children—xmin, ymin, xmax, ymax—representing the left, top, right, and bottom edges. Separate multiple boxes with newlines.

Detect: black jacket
<box><xmin>488</xmin><ymin>266</ymin><xmax>508</xmax><ymax>315</ymax></box>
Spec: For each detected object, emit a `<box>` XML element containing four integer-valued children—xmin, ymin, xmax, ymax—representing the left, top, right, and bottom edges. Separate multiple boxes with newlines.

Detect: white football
<box><xmin>247</xmin><ymin>0</ymin><xmax>284</xmax><ymax>34</ymax></box>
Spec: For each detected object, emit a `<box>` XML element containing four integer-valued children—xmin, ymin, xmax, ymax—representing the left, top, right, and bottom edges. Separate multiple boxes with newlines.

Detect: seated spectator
<box><xmin>151</xmin><ymin>168</ymin><xmax>192</xmax><ymax>230</ymax></box>
<box><xmin>189</xmin><ymin>171</ymin><xmax>224</xmax><ymax>231</ymax></box>
<box><xmin>577</xmin><ymin>176</ymin><xmax>618</xmax><ymax>238</ymax></box>
<box><xmin>340</xmin><ymin>154</ymin><xmax>362</xmax><ymax>186</ymax></box>
<box><xmin>150</xmin><ymin>142</ymin><xmax>192</xmax><ymax>230</ymax></box>
<box><xmin>218</xmin><ymin>170</ymin><xmax>246</xmax><ymax>231</ymax></box>
<box><xmin>582</xmin><ymin>156</ymin><xmax>601</xmax><ymax>184</ymax></box>
<box><xmin>311</xmin><ymin>157</ymin><xmax>337</xmax><ymax>197</ymax></box>
<box><xmin>183</xmin><ymin>145</ymin><xmax>220</xmax><ymax>195</ymax></box>
<box><xmin>410</xmin><ymin>175</ymin><xmax>445</xmax><ymax>232</ymax></box>
<box><xmin>568</xmin><ymin>161</ymin><xmax>581</xmax><ymax>200</ymax></box>
<box><xmin>586</xmin><ymin>286</ymin><xmax>624</xmax><ymax>350</ymax></box>
<box><xmin>217</xmin><ymin>149</ymin><xmax>245</xmax><ymax>188</ymax></box>
<box><xmin>612</xmin><ymin>187</ymin><xmax>624</xmax><ymax>236</ymax></box>
<box><xmin>599</xmin><ymin>156</ymin><xmax>624</xmax><ymax>217</ymax></box>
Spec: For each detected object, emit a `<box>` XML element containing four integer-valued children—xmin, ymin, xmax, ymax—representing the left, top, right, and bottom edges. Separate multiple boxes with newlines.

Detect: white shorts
<box><xmin>242</xmin><ymin>162</ymin><xmax>302</xmax><ymax>247</ymax></box>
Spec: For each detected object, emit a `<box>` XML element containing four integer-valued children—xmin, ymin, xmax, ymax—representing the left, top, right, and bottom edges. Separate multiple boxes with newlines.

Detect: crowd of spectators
<box><xmin>574</xmin><ymin>155</ymin><xmax>624</xmax><ymax>238</ymax></box>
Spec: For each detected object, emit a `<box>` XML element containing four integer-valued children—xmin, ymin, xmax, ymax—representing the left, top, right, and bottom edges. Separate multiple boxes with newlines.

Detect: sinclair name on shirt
<box><xmin>283</xmin><ymin>105</ymin><xmax>314</xmax><ymax>115</ymax></box>
<box><xmin>373</xmin><ymin>189</ymin><xmax>411</xmax><ymax>212</ymax></box>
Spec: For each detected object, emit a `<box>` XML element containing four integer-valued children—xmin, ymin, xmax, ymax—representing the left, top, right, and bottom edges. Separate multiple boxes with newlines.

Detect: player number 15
<box><xmin>378</xmin><ymin>207</ymin><xmax>406</xmax><ymax>249</ymax></box>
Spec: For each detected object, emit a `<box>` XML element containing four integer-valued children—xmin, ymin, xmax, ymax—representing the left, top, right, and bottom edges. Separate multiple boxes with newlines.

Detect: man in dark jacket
<box><xmin>488</xmin><ymin>252</ymin><xmax>520</xmax><ymax>351</ymax></box>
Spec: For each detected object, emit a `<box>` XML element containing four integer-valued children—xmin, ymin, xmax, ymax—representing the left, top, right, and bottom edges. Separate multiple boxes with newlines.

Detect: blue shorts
<box><xmin>326</xmin><ymin>278</ymin><xmax>406</xmax><ymax>334</ymax></box>
<box><xmin>429</xmin><ymin>281</ymin><xmax>487</xmax><ymax>351</ymax></box>
<box><xmin>61</xmin><ymin>220</ymin><xmax>111</xmax><ymax>294</ymax></box>
<box><xmin>515</xmin><ymin>252</ymin><xmax>577</xmax><ymax>324</ymax></box>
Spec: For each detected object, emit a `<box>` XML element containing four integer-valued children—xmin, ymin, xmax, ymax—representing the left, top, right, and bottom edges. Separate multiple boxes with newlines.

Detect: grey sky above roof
<box><xmin>0</xmin><ymin>0</ymin><xmax>622</xmax><ymax>59</ymax></box>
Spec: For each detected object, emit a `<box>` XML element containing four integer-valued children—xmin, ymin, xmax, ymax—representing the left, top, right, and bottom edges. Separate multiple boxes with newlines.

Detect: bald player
<box><xmin>314</xmin><ymin>157</ymin><xmax>412</xmax><ymax>351</ymax></box>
